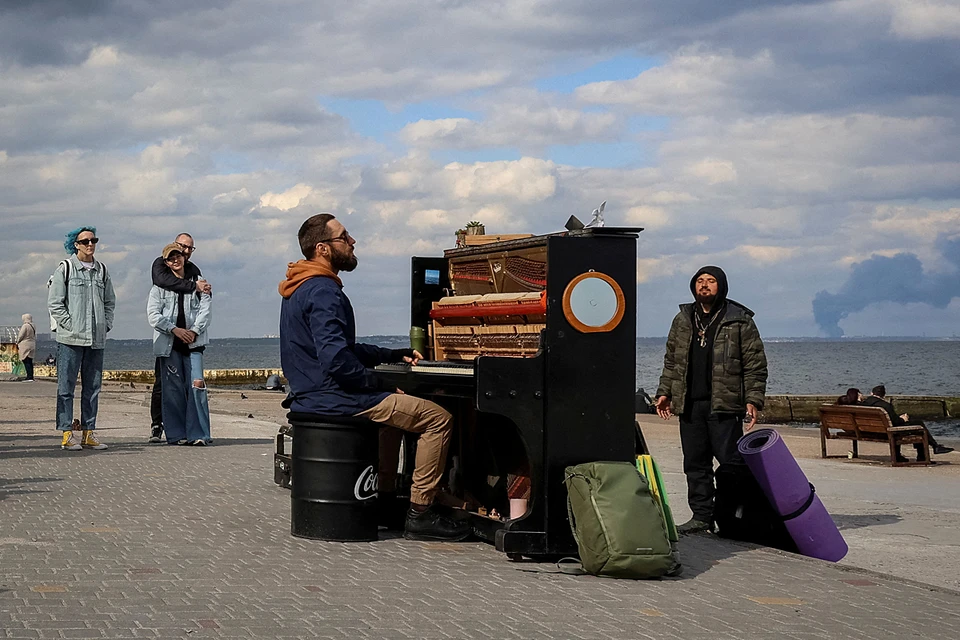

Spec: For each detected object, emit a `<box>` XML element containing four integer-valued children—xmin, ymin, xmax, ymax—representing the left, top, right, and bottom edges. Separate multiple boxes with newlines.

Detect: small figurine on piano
<box><xmin>279</xmin><ymin>213</ymin><xmax>472</xmax><ymax>542</ymax></box>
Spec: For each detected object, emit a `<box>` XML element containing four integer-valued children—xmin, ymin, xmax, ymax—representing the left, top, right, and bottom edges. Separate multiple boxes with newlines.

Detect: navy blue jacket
<box><xmin>280</xmin><ymin>276</ymin><xmax>395</xmax><ymax>415</ymax></box>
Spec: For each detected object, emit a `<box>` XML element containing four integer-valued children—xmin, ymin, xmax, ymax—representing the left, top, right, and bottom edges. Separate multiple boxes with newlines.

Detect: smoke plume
<box><xmin>813</xmin><ymin>234</ymin><xmax>960</xmax><ymax>337</ymax></box>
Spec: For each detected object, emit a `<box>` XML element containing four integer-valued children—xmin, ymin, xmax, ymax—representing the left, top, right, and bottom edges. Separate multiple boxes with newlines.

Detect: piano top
<box><xmin>443</xmin><ymin>227</ymin><xmax>643</xmax><ymax>258</ymax></box>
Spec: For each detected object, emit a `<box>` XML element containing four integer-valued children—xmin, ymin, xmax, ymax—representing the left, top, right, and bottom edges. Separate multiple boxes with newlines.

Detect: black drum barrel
<box><xmin>289</xmin><ymin>416</ymin><xmax>379</xmax><ymax>541</ymax></box>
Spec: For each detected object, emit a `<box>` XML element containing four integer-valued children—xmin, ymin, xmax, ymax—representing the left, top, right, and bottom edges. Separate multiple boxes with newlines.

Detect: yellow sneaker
<box><xmin>61</xmin><ymin>430</ymin><xmax>81</xmax><ymax>451</ymax></box>
<box><xmin>81</xmin><ymin>430</ymin><xmax>108</xmax><ymax>450</ymax></box>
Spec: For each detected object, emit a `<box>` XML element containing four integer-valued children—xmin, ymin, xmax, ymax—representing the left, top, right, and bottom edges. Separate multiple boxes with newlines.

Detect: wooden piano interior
<box><xmin>384</xmin><ymin>229</ymin><xmax>643</xmax><ymax>559</ymax></box>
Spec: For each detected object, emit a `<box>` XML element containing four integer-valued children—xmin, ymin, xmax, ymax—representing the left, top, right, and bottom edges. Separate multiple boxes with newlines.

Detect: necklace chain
<box><xmin>695</xmin><ymin>308</ymin><xmax>722</xmax><ymax>348</ymax></box>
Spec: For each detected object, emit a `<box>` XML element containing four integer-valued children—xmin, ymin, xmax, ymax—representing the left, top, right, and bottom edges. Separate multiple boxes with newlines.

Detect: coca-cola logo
<box><xmin>353</xmin><ymin>465</ymin><xmax>378</xmax><ymax>501</ymax></box>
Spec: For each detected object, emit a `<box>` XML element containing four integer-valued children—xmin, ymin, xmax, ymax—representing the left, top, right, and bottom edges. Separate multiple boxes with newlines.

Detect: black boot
<box><xmin>403</xmin><ymin>506</ymin><xmax>471</xmax><ymax>541</ymax></box>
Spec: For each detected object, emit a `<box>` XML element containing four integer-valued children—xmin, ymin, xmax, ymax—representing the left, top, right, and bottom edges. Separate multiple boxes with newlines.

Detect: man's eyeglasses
<box><xmin>176</xmin><ymin>242</ymin><xmax>196</xmax><ymax>252</ymax></box>
<box><xmin>76</xmin><ymin>238</ymin><xmax>99</xmax><ymax>246</ymax></box>
<box><xmin>321</xmin><ymin>232</ymin><xmax>352</xmax><ymax>245</ymax></box>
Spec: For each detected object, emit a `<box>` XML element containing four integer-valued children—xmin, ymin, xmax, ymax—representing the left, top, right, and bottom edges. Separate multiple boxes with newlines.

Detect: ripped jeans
<box><xmin>160</xmin><ymin>350</ymin><xmax>211</xmax><ymax>443</ymax></box>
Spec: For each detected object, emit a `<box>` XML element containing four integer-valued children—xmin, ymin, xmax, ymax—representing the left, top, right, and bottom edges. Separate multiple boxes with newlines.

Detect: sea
<box><xmin>34</xmin><ymin>337</ymin><xmax>960</xmax><ymax>437</ymax></box>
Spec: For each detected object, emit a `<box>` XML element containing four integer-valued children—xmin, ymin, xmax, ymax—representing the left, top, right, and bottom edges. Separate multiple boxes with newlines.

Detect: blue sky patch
<box><xmin>536</xmin><ymin>54</ymin><xmax>661</xmax><ymax>93</ymax></box>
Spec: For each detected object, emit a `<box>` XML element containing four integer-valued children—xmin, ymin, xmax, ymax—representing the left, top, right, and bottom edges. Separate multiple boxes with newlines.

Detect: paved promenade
<box><xmin>2</xmin><ymin>381</ymin><xmax>960</xmax><ymax>639</ymax></box>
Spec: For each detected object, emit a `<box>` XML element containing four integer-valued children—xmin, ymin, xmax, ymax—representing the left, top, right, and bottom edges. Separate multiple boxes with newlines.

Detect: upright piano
<box><xmin>376</xmin><ymin>227</ymin><xmax>645</xmax><ymax>559</ymax></box>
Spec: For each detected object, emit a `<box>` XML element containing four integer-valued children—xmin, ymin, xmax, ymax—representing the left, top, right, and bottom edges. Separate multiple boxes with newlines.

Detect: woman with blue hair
<box><xmin>47</xmin><ymin>225</ymin><xmax>116</xmax><ymax>451</ymax></box>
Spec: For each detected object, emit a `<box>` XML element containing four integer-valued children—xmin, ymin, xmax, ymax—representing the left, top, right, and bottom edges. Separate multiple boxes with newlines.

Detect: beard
<box><xmin>695</xmin><ymin>291</ymin><xmax>717</xmax><ymax>307</ymax></box>
<box><xmin>330</xmin><ymin>245</ymin><xmax>358</xmax><ymax>272</ymax></box>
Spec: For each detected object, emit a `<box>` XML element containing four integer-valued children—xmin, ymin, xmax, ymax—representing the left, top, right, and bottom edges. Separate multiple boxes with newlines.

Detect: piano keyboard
<box><xmin>375</xmin><ymin>360</ymin><xmax>474</xmax><ymax>376</ymax></box>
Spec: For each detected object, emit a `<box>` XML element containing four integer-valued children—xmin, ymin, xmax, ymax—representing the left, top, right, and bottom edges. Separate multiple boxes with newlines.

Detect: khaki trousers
<box><xmin>355</xmin><ymin>394</ymin><xmax>452</xmax><ymax>506</ymax></box>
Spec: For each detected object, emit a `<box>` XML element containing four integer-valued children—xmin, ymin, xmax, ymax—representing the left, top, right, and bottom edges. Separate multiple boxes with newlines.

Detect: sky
<box><xmin>2</xmin><ymin>0</ymin><xmax>960</xmax><ymax>339</ymax></box>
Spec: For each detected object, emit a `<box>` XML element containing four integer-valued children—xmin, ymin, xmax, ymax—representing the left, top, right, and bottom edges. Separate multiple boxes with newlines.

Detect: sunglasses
<box><xmin>322</xmin><ymin>231</ymin><xmax>352</xmax><ymax>245</ymax></box>
<box><xmin>176</xmin><ymin>242</ymin><xmax>196</xmax><ymax>252</ymax></box>
<box><xmin>164</xmin><ymin>253</ymin><xmax>184</xmax><ymax>261</ymax></box>
<box><xmin>76</xmin><ymin>238</ymin><xmax>99</xmax><ymax>246</ymax></box>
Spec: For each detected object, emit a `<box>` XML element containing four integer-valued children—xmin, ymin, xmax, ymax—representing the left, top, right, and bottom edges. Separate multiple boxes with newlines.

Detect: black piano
<box><xmin>376</xmin><ymin>227</ymin><xmax>645</xmax><ymax>559</ymax></box>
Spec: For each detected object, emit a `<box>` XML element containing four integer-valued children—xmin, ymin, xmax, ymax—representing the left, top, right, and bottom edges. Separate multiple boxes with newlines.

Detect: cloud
<box><xmin>812</xmin><ymin>234</ymin><xmax>960</xmax><ymax>336</ymax></box>
<box><xmin>889</xmin><ymin>0</ymin><xmax>960</xmax><ymax>40</ymax></box>
<box><xmin>446</xmin><ymin>157</ymin><xmax>559</xmax><ymax>203</ymax></box>
<box><xmin>399</xmin><ymin>98</ymin><xmax>622</xmax><ymax>151</ymax></box>
<box><xmin>259</xmin><ymin>184</ymin><xmax>314</xmax><ymax>212</ymax></box>
<box><xmin>3</xmin><ymin>0</ymin><xmax>960</xmax><ymax>340</ymax></box>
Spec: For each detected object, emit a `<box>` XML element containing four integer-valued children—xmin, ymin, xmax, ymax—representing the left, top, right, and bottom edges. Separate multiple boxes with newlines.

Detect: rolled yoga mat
<box><xmin>737</xmin><ymin>428</ymin><xmax>848</xmax><ymax>562</ymax></box>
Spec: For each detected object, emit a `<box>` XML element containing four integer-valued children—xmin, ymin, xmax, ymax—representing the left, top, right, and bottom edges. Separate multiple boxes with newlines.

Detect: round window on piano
<box><xmin>562</xmin><ymin>272</ymin><xmax>625</xmax><ymax>333</ymax></box>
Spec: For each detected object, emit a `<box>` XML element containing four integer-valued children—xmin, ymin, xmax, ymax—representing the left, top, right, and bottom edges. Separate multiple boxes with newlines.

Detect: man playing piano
<box><xmin>279</xmin><ymin>213</ymin><xmax>471</xmax><ymax>542</ymax></box>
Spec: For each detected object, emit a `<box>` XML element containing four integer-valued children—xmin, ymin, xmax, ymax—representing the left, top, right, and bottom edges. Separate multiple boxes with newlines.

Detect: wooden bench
<box><xmin>818</xmin><ymin>405</ymin><xmax>931</xmax><ymax>467</ymax></box>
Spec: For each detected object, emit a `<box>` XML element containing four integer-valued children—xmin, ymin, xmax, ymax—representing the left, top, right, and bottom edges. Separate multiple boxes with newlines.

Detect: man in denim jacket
<box><xmin>47</xmin><ymin>226</ymin><xmax>116</xmax><ymax>451</ymax></box>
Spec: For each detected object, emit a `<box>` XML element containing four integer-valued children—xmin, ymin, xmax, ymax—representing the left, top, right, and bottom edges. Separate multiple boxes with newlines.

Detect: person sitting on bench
<box><xmin>861</xmin><ymin>385</ymin><xmax>953</xmax><ymax>462</ymax></box>
<box><xmin>835</xmin><ymin>388</ymin><xmax>862</xmax><ymax>406</ymax></box>
<box><xmin>279</xmin><ymin>213</ymin><xmax>470</xmax><ymax>542</ymax></box>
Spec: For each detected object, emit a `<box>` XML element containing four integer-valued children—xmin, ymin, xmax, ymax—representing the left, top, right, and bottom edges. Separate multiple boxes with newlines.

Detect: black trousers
<box><xmin>900</xmin><ymin>420</ymin><xmax>939</xmax><ymax>458</ymax></box>
<box><xmin>150</xmin><ymin>357</ymin><xmax>163</xmax><ymax>427</ymax></box>
<box><xmin>23</xmin><ymin>357</ymin><xmax>34</xmax><ymax>380</ymax></box>
<box><xmin>680</xmin><ymin>399</ymin><xmax>744</xmax><ymax>522</ymax></box>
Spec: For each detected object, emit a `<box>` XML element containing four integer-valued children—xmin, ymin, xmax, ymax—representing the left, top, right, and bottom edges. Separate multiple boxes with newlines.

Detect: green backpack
<box><xmin>564</xmin><ymin>461</ymin><xmax>681</xmax><ymax>579</ymax></box>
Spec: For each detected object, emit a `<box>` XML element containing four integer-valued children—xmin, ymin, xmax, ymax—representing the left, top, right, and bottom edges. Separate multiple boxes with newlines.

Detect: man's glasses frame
<box><xmin>321</xmin><ymin>231</ymin><xmax>352</xmax><ymax>245</ymax></box>
<box><xmin>75</xmin><ymin>238</ymin><xmax>99</xmax><ymax>246</ymax></box>
<box><xmin>176</xmin><ymin>242</ymin><xmax>196</xmax><ymax>252</ymax></box>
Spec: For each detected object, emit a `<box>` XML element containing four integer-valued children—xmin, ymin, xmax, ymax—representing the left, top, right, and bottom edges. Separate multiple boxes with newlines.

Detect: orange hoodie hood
<box><xmin>278</xmin><ymin>260</ymin><xmax>342</xmax><ymax>298</ymax></box>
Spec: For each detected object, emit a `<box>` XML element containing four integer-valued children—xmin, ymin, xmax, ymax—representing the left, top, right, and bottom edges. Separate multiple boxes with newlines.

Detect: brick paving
<box><xmin>2</xmin><ymin>382</ymin><xmax>960</xmax><ymax>639</ymax></box>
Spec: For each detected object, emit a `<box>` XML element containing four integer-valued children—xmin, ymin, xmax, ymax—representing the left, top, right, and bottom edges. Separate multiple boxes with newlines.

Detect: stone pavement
<box><xmin>2</xmin><ymin>381</ymin><xmax>960</xmax><ymax>639</ymax></box>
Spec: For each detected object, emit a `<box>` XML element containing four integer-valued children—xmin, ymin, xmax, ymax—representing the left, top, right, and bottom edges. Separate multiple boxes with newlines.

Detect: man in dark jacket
<box><xmin>148</xmin><ymin>233</ymin><xmax>211</xmax><ymax>443</ymax></box>
<box><xmin>861</xmin><ymin>385</ymin><xmax>953</xmax><ymax>461</ymax></box>
<box><xmin>655</xmin><ymin>266</ymin><xmax>768</xmax><ymax>534</ymax></box>
<box><xmin>279</xmin><ymin>213</ymin><xmax>469</xmax><ymax>542</ymax></box>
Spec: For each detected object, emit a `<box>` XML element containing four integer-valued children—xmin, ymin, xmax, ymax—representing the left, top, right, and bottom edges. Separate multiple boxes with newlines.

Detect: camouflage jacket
<box><xmin>656</xmin><ymin>300</ymin><xmax>768</xmax><ymax>416</ymax></box>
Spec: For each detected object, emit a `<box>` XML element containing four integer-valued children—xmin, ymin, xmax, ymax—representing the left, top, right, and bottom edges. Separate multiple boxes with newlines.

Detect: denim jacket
<box><xmin>146</xmin><ymin>285</ymin><xmax>212</xmax><ymax>357</ymax></box>
<box><xmin>47</xmin><ymin>254</ymin><xmax>116</xmax><ymax>349</ymax></box>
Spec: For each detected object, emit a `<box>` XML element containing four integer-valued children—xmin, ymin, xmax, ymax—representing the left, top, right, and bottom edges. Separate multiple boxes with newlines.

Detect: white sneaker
<box><xmin>22</xmin><ymin>379</ymin><xmax>34</xmax><ymax>383</ymax></box>
<box><xmin>81</xmin><ymin>430</ymin><xmax>108</xmax><ymax>450</ymax></box>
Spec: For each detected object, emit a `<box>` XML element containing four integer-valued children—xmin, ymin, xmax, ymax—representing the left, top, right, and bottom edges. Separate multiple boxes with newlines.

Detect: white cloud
<box><xmin>85</xmin><ymin>45</ymin><xmax>120</xmax><ymax>67</ymax></box>
<box><xmin>739</xmin><ymin>245</ymin><xmax>800</xmax><ymax>264</ymax></box>
<box><xmin>446</xmin><ymin>157</ymin><xmax>558</xmax><ymax>203</ymax></box>
<box><xmin>259</xmin><ymin>183</ymin><xmax>314</xmax><ymax>211</ymax></box>
<box><xmin>684</xmin><ymin>158</ymin><xmax>738</xmax><ymax>185</ymax></box>
<box><xmin>889</xmin><ymin>0</ymin><xmax>960</xmax><ymax>40</ymax></box>
<box><xmin>399</xmin><ymin>100</ymin><xmax>621</xmax><ymax>151</ymax></box>
<box><xmin>576</xmin><ymin>49</ymin><xmax>777</xmax><ymax>116</ymax></box>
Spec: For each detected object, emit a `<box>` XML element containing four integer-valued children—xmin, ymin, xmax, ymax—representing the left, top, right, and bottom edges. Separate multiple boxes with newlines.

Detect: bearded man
<box><xmin>654</xmin><ymin>266</ymin><xmax>768</xmax><ymax>534</ymax></box>
<box><xmin>278</xmin><ymin>213</ymin><xmax>470</xmax><ymax>542</ymax></box>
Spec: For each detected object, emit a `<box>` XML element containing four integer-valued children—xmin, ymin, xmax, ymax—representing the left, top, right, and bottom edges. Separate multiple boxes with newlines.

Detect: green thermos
<box><xmin>409</xmin><ymin>326</ymin><xmax>427</xmax><ymax>356</ymax></box>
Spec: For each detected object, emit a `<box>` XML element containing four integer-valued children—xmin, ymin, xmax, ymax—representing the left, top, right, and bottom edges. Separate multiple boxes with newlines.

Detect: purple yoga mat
<box><xmin>738</xmin><ymin>428</ymin><xmax>848</xmax><ymax>562</ymax></box>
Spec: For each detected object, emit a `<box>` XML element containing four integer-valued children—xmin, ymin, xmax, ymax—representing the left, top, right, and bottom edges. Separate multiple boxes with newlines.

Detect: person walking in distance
<box><xmin>47</xmin><ymin>226</ymin><xmax>116</xmax><ymax>451</ymax></box>
<box><xmin>279</xmin><ymin>213</ymin><xmax>470</xmax><ymax>541</ymax></box>
<box><xmin>147</xmin><ymin>233</ymin><xmax>211</xmax><ymax>443</ymax></box>
<box><xmin>17</xmin><ymin>313</ymin><xmax>36</xmax><ymax>382</ymax></box>
<box><xmin>654</xmin><ymin>266</ymin><xmax>768</xmax><ymax>534</ymax></box>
